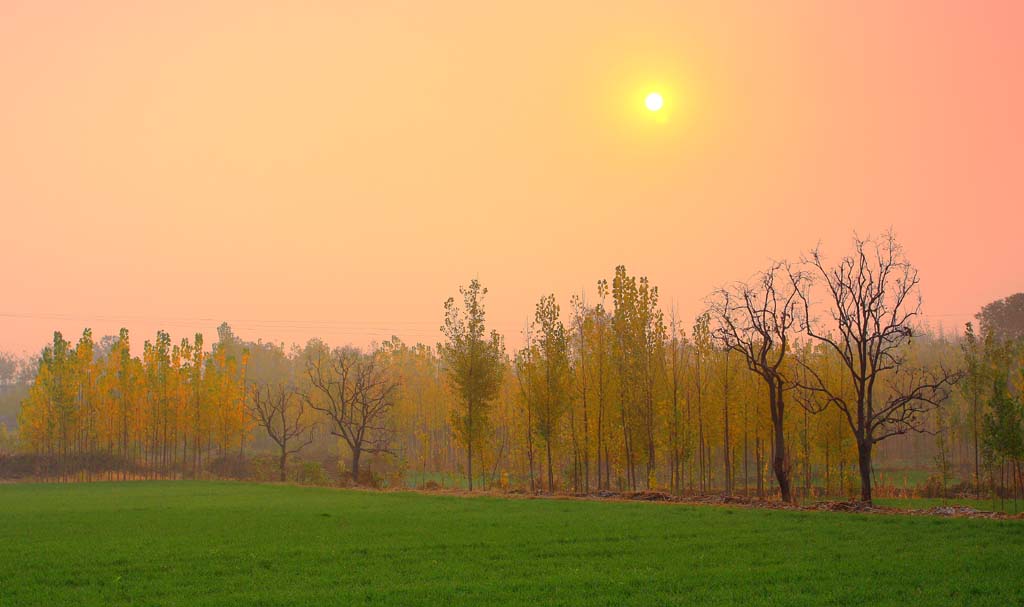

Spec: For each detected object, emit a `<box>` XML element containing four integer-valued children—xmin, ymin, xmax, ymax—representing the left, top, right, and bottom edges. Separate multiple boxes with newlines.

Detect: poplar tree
<box><xmin>529</xmin><ymin>294</ymin><xmax>571</xmax><ymax>492</ymax></box>
<box><xmin>439</xmin><ymin>279</ymin><xmax>505</xmax><ymax>490</ymax></box>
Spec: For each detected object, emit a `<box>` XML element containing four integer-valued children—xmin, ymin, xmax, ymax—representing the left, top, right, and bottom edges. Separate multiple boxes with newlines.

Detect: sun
<box><xmin>645</xmin><ymin>92</ymin><xmax>664</xmax><ymax>112</ymax></box>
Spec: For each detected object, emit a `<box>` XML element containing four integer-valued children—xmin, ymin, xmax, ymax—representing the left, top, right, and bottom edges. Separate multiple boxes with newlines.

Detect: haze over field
<box><xmin>2</xmin><ymin>1</ymin><xmax>1023</xmax><ymax>353</ymax></box>
<box><xmin>4</xmin><ymin>6</ymin><xmax>1024</xmax><ymax>607</ymax></box>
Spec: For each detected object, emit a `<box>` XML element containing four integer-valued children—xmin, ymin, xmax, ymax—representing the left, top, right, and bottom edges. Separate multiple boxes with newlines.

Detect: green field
<box><xmin>875</xmin><ymin>496</ymin><xmax>1024</xmax><ymax>514</ymax></box>
<box><xmin>1</xmin><ymin>482</ymin><xmax>1022</xmax><ymax>606</ymax></box>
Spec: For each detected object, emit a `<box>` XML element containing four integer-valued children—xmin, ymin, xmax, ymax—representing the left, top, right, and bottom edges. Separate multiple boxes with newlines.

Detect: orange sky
<box><xmin>2</xmin><ymin>1</ymin><xmax>1022</xmax><ymax>354</ymax></box>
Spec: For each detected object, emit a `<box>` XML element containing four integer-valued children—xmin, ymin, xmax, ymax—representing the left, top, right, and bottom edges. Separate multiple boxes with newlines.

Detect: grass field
<box><xmin>1</xmin><ymin>482</ymin><xmax>1022</xmax><ymax>606</ymax></box>
<box><xmin>875</xmin><ymin>496</ymin><xmax>1024</xmax><ymax>514</ymax></box>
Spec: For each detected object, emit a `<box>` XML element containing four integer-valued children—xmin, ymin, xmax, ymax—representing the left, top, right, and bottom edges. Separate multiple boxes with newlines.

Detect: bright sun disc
<box><xmin>645</xmin><ymin>92</ymin><xmax>663</xmax><ymax>111</ymax></box>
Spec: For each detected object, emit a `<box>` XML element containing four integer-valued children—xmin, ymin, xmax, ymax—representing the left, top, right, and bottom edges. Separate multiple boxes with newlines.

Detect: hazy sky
<box><xmin>2</xmin><ymin>1</ymin><xmax>1022</xmax><ymax>354</ymax></box>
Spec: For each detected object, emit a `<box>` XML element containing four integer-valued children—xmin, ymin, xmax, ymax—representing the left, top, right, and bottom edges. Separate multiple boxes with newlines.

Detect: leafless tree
<box><xmin>303</xmin><ymin>346</ymin><xmax>399</xmax><ymax>483</ymax></box>
<box><xmin>794</xmin><ymin>232</ymin><xmax>961</xmax><ymax>502</ymax></box>
<box><xmin>708</xmin><ymin>261</ymin><xmax>806</xmax><ymax>503</ymax></box>
<box><xmin>248</xmin><ymin>382</ymin><xmax>315</xmax><ymax>481</ymax></box>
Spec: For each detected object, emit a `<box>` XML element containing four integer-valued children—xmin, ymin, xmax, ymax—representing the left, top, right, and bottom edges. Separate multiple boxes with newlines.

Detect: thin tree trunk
<box><xmin>352</xmin><ymin>447</ymin><xmax>362</xmax><ymax>484</ymax></box>
<box><xmin>546</xmin><ymin>440</ymin><xmax>554</xmax><ymax>492</ymax></box>
<box><xmin>467</xmin><ymin>397</ymin><xmax>474</xmax><ymax>491</ymax></box>
<box><xmin>723</xmin><ymin>351</ymin><xmax>731</xmax><ymax>495</ymax></box>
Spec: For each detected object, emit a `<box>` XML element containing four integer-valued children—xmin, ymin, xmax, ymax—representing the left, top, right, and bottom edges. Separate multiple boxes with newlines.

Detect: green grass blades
<box><xmin>875</xmin><ymin>497</ymin><xmax>1024</xmax><ymax>514</ymax></box>
<box><xmin>1</xmin><ymin>482</ymin><xmax>1022</xmax><ymax>606</ymax></box>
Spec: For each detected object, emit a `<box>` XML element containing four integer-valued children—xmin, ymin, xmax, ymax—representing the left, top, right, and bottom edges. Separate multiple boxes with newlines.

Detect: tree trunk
<box><xmin>697</xmin><ymin>399</ymin><xmax>706</xmax><ymax>494</ymax></box>
<box><xmin>546</xmin><ymin>440</ymin><xmax>554</xmax><ymax>492</ymax></box>
<box><xmin>857</xmin><ymin>440</ymin><xmax>873</xmax><ymax>503</ymax></box>
<box><xmin>467</xmin><ymin>441</ymin><xmax>473</xmax><ymax>491</ymax></box>
<box><xmin>582</xmin><ymin>397</ymin><xmax>590</xmax><ymax>494</ymax></box>
<box><xmin>769</xmin><ymin>382</ymin><xmax>792</xmax><ymax>503</ymax></box>
<box><xmin>973</xmin><ymin>395</ymin><xmax>980</xmax><ymax>496</ymax></box>
<box><xmin>723</xmin><ymin>351</ymin><xmax>731</xmax><ymax>495</ymax></box>
<box><xmin>773</xmin><ymin>424</ymin><xmax>791</xmax><ymax>503</ymax></box>
<box><xmin>743</xmin><ymin>417</ymin><xmax>749</xmax><ymax>496</ymax></box>
<box><xmin>352</xmin><ymin>447</ymin><xmax>361</xmax><ymax>484</ymax></box>
<box><xmin>595</xmin><ymin>405</ymin><xmax>603</xmax><ymax>491</ymax></box>
<box><xmin>755</xmin><ymin>425</ymin><xmax>763</xmax><ymax>497</ymax></box>
<box><xmin>598</xmin><ymin>442</ymin><xmax>606</xmax><ymax>489</ymax></box>
<box><xmin>723</xmin><ymin>406</ymin><xmax>731</xmax><ymax>495</ymax></box>
<box><xmin>279</xmin><ymin>450</ymin><xmax>288</xmax><ymax>482</ymax></box>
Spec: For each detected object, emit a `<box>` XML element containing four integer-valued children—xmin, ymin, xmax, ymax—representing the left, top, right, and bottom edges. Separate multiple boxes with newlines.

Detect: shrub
<box><xmin>206</xmin><ymin>455</ymin><xmax>252</xmax><ymax>480</ymax></box>
<box><xmin>296</xmin><ymin>461</ymin><xmax>329</xmax><ymax>486</ymax></box>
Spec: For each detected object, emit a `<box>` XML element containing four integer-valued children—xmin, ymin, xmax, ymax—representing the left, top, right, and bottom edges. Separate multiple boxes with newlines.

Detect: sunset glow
<box><xmin>0</xmin><ymin>1</ymin><xmax>1020</xmax><ymax>353</ymax></box>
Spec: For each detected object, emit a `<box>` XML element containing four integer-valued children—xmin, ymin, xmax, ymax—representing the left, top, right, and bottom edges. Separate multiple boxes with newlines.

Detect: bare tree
<box><xmin>708</xmin><ymin>261</ymin><xmax>805</xmax><ymax>503</ymax></box>
<box><xmin>248</xmin><ymin>382</ymin><xmax>314</xmax><ymax>481</ymax></box>
<box><xmin>303</xmin><ymin>346</ymin><xmax>399</xmax><ymax>483</ymax></box>
<box><xmin>794</xmin><ymin>232</ymin><xmax>960</xmax><ymax>502</ymax></box>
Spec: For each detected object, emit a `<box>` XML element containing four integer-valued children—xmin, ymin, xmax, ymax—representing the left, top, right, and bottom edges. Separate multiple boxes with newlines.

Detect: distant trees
<box><xmin>977</xmin><ymin>293</ymin><xmax>1024</xmax><ymax>342</ymax></box>
<box><xmin>0</xmin><ymin>350</ymin><xmax>35</xmax><ymax>432</ymax></box>
<box><xmin>304</xmin><ymin>345</ymin><xmax>399</xmax><ymax>483</ymax></box>
<box><xmin>960</xmin><ymin>323</ymin><xmax>996</xmax><ymax>492</ymax></box>
<box><xmin>380</xmin><ymin>339</ymin><xmax>450</xmax><ymax>487</ymax></box>
<box><xmin>663</xmin><ymin>311</ymin><xmax>689</xmax><ymax>494</ymax></box>
<box><xmin>0</xmin><ymin>422</ymin><xmax>15</xmax><ymax>454</ymax></box>
<box><xmin>978</xmin><ymin>368</ymin><xmax>1019</xmax><ymax>501</ymax></box>
<box><xmin>961</xmin><ymin>322</ymin><xmax>1023</xmax><ymax>503</ymax></box>
<box><xmin>690</xmin><ymin>314</ymin><xmax>712</xmax><ymax>493</ymax></box>
<box><xmin>439</xmin><ymin>279</ymin><xmax>505</xmax><ymax>491</ymax></box>
<box><xmin>569</xmin><ymin>294</ymin><xmax>592</xmax><ymax>493</ymax></box>
<box><xmin>18</xmin><ymin>328</ymin><xmax>249</xmax><ymax>480</ymax></box>
<box><xmin>563</xmin><ymin>288</ymin><xmax>618</xmax><ymax>494</ymax></box>
<box><xmin>981</xmin><ymin>368</ymin><xmax>1024</xmax><ymax>505</ymax></box>
<box><xmin>795</xmin><ymin>233</ymin><xmax>960</xmax><ymax>502</ymax></box>
<box><xmin>0</xmin><ymin>353</ymin><xmax>21</xmax><ymax>389</ymax></box>
<box><xmin>101</xmin><ymin>329</ymin><xmax>139</xmax><ymax>479</ymax></box>
<box><xmin>18</xmin><ymin>232</ymin><xmax>1019</xmax><ymax>503</ymax></box>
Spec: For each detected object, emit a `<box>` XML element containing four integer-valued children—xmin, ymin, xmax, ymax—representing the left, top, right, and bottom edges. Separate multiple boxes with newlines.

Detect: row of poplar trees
<box><xmin>427</xmin><ymin>232</ymin><xmax>966</xmax><ymax>504</ymax></box>
<box><xmin>18</xmin><ymin>324</ymin><xmax>249</xmax><ymax>480</ymax></box>
<box><xmin>17</xmin><ymin>233</ymin><xmax>1018</xmax><ymax>504</ymax></box>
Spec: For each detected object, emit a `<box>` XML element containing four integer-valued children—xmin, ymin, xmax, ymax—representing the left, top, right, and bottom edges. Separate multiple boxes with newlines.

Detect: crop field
<box><xmin>1</xmin><ymin>482</ymin><xmax>1022</xmax><ymax>606</ymax></box>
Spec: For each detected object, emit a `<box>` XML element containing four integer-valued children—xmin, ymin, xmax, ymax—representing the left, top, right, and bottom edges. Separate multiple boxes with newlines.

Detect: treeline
<box><xmin>11</xmin><ymin>234</ymin><xmax>1024</xmax><ymax>503</ymax></box>
<box><xmin>17</xmin><ymin>325</ymin><xmax>249</xmax><ymax>480</ymax></box>
<box><xmin>0</xmin><ymin>352</ymin><xmax>34</xmax><ymax>438</ymax></box>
